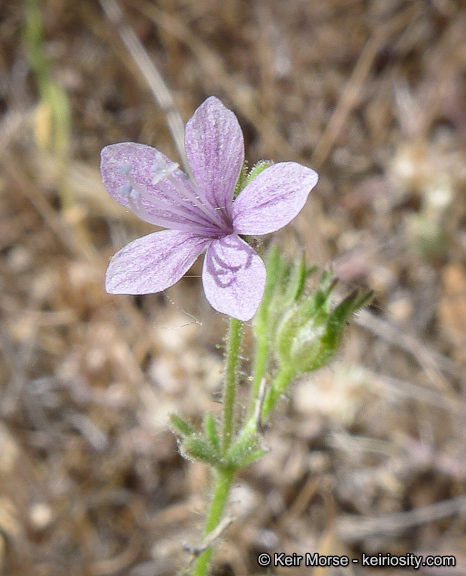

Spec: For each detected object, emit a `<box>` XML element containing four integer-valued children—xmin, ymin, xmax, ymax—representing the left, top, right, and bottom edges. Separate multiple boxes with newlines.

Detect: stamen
<box><xmin>176</xmin><ymin>169</ymin><xmax>190</xmax><ymax>180</ymax></box>
<box><xmin>119</xmin><ymin>183</ymin><xmax>133</xmax><ymax>196</ymax></box>
<box><xmin>127</xmin><ymin>189</ymin><xmax>150</xmax><ymax>223</ymax></box>
<box><xmin>119</xmin><ymin>162</ymin><xmax>132</xmax><ymax>175</ymax></box>
<box><xmin>117</xmin><ymin>153</ymin><xmax>230</xmax><ymax>234</ymax></box>
<box><xmin>151</xmin><ymin>159</ymin><xmax>179</xmax><ymax>186</ymax></box>
<box><xmin>177</xmin><ymin>177</ymin><xmax>230</xmax><ymax>229</ymax></box>
<box><xmin>123</xmin><ymin>179</ymin><xmax>220</xmax><ymax>235</ymax></box>
<box><xmin>149</xmin><ymin>158</ymin><xmax>215</xmax><ymax>221</ymax></box>
<box><xmin>157</xmin><ymin>183</ymin><xmax>226</xmax><ymax>231</ymax></box>
<box><xmin>151</xmin><ymin>168</ymin><xmax>229</xmax><ymax>230</ymax></box>
<box><xmin>147</xmin><ymin>152</ymin><xmax>231</xmax><ymax>230</ymax></box>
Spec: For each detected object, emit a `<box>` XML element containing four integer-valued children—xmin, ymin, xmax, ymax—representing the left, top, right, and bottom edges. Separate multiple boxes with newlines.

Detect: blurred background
<box><xmin>0</xmin><ymin>0</ymin><xmax>465</xmax><ymax>574</ymax></box>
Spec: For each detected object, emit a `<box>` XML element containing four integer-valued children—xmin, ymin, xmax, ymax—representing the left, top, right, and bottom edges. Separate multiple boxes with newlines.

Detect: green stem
<box><xmin>228</xmin><ymin>364</ymin><xmax>297</xmax><ymax>466</ymax></box>
<box><xmin>222</xmin><ymin>317</ymin><xmax>243</xmax><ymax>454</ymax></box>
<box><xmin>247</xmin><ymin>331</ymin><xmax>269</xmax><ymax>418</ymax></box>
<box><xmin>192</xmin><ymin>468</ymin><xmax>235</xmax><ymax>576</ymax></box>
<box><xmin>191</xmin><ymin>318</ymin><xmax>243</xmax><ymax>576</ymax></box>
<box><xmin>261</xmin><ymin>364</ymin><xmax>296</xmax><ymax>421</ymax></box>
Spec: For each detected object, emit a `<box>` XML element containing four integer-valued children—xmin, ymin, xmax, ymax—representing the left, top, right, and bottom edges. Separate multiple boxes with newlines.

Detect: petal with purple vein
<box><xmin>185</xmin><ymin>97</ymin><xmax>244</xmax><ymax>222</ymax></box>
<box><xmin>202</xmin><ymin>234</ymin><xmax>265</xmax><ymax>321</ymax></box>
<box><xmin>232</xmin><ymin>162</ymin><xmax>318</xmax><ymax>235</ymax></box>
<box><xmin>106</xmin><ymin>230</ymin><xmax>210</xmax><ymax>294</ymax></box>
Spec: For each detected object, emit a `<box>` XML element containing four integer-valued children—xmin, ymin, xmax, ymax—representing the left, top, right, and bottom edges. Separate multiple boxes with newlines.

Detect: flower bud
<box><xmin>275</xmin><ymin>274</ymin><xmax>372</xmax><ymax>374</ymax></box>
<box><xmin>254</xmin><ymin>245</ymin><xmax>315</xmax><ymax>342</ymax></box>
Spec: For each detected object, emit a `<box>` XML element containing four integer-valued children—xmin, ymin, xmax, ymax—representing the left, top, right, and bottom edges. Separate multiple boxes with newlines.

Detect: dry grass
<box><xmin>0</xmin><ymin>0</ymin><xmax>465</xmax><ymax>574</ymax></box>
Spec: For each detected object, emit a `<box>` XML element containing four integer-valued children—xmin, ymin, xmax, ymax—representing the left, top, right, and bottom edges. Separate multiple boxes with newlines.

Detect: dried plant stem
<box><xmin>312</xmin><ymin>3</ymin><xmax>420</xmax><ymax>167</ymax></box>
<box><xmin>99</xmin><ymin>0</ymin><xmax>189</xmax><ymax>171</ymax></box>
<box><xmin>337</xmin><ymin>495</ymin><xmax>466</xmax><ymax>543</ymax></box>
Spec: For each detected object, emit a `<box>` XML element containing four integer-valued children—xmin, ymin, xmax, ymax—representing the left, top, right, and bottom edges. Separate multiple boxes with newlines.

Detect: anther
<box><xmin>119</xmin><ymin>162</ymin><xmax>132</xmax><ymax>175</ymax></box>
<box><xmin>176</xmin><ymin>169</ymin><xmax>190</xmax><ymax>180</ymax></box>
<box><xmin>129</xmin><ymin>189</ymin><xmax>141</xmax><ymax>202</ymax></box>
<box><xmin>151</xmin><ymin>159</ymin><xmax>179</xmax><ymax>185</ymax></box>
<box><xmin>119</xmin><ymin>183</ymin><xmax>132</xmax><ymax>196</ymax></box>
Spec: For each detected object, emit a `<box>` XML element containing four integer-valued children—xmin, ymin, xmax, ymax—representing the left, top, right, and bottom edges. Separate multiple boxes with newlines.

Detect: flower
<box><xmin>101</xmin><ymin>97</ymin><xmax>318</xmax><ymax>321</ymax></box>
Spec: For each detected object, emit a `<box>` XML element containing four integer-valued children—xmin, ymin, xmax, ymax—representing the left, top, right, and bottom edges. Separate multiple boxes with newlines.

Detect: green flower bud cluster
<box><xmin>257</xmin><ymin>246</ymin><xmax>372</xmax><ymax>376</ymax></box>
<box><xmin>276</xmin><ymin>273</ymin><xmax>371</xmax><ymax>374</ymax></box>
<box><xmin>254</xmin><ymin>245</ymin><xmax>314</xmax><ymax>344</ymax></box>
<box><xmin>170</xmin><ymin>246</ymin><xmax>371</xmax><ymax>471</ymax></box>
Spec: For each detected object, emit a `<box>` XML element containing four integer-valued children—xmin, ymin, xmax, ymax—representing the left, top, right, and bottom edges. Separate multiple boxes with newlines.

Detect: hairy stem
<box><xmin>191</xmin><ymin>318</ymin><xmax>243</xmax><ymax>576</ymax></box>
<box><xmin>227</xmin><ymin>364</ymin><xmax>297</xmax><ymax>472</ymax></box>
<box><xmin>222</xmin><ymin>317</ymin><xmax>243</xmax><ymax>454</ymax></box>
<box><xmin>247</xmin><ymin>331</ymin><xmax>269</xmax><ymax>418</ymax></box>
<box><xmin>261</xmin><ymin>364</ymin><xmax>296</xmax><ymax>420</ymax></box>
<box><xmin>192</xmin><ymin>468</ymin><xmax>235</xmax><ymax>576</ymax></box>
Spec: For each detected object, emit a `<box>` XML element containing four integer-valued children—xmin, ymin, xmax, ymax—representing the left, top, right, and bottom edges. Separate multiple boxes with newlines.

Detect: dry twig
<box><xmin>99</xmin><ymin>0</ymin><xmax>189</xmax><ymax>170</ymax></box>
<box><xmin>337</xmin><ymin>496</ymin><xmax>466</xmax><ymax>543</ymax></box>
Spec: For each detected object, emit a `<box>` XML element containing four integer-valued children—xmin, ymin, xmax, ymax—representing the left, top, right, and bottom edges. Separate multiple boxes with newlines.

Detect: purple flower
<box><xmin>101</xmin><ymin>97</ymin><xmax>318</xmax><ymax>321</ymax></box>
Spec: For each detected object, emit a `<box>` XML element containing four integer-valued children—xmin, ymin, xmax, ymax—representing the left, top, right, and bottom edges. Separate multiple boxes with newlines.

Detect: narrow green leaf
<box><xmin>204</xmin><ymin>413</ymin><xmax>220</xmax><ymax>452</ymax></box>
<box><xmin>184</xmin><ymin>436</ymin><xmax>223</xmax><ymax>467</ymax></box>
<box><xmin>169</xmin><ymin>414</ymin><xmax>195</xmax><ymax>437</ymax></box>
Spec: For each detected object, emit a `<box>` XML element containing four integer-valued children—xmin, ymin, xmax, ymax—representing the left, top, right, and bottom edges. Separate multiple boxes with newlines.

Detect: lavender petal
<box><xmin>232</xmin><ymin>162</ymin><xmax>319</xmax><ymax>235</ymax></box>
<box><xmin>185</xmin><ymin>97</ymin><xmax>244</xmax><ymax>220</ymax></box>
<box><xmin>101</xmin><ymin>143</ymin><xmax>219</xmax><ymax>234</ymax></box>
<box><xmin>106</xmin><ymin>230</ymin><xmax>210</xmax><ymax>294</ymax></box>
<box><xmin>202</xmin><ymin>234</ymin><xmax>266</xmax><ymax>321</ymax></box>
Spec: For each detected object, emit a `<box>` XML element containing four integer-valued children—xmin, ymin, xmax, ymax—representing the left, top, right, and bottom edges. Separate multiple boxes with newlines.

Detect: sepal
<box><xmin>234</xmin><ymin>160</ymin><xmax>274</xmax><ymax>198</ymax></box>
<box><xmin>244</xmin><ymin>160</ymin><xmax>274</xmax><ymax>187</ymax></box>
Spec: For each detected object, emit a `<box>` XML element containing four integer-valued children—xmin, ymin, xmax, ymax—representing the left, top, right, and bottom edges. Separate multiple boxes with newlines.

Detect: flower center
<box><xmin>117</xmin><ymin>157</ymin><xmax>231</xmax><ymax>236</ymax></box>
<box><xmin>149</xmin><ymin>154</ymin><xmax>233</xmax><ymax>233</ymax></box>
